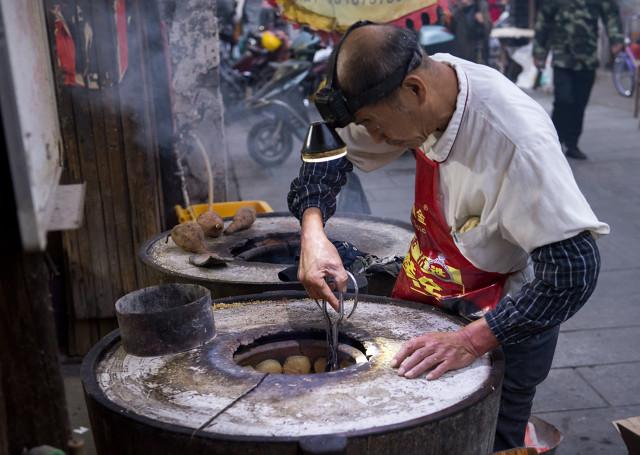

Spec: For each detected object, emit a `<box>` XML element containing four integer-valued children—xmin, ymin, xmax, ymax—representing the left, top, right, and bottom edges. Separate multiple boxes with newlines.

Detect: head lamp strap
<box><xmin>325</xmin><ymin>20</ymin><xmax>374</xmax><ymax>96</ymax></box>
<box><xmin>347</xmin><ymin>48</ymin><xmax>423</xmax><ymax>113</ymax></box>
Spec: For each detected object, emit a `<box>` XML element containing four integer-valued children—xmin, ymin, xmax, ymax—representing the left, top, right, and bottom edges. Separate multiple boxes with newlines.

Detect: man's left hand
<box><xmin>391</xmin><ymin>318</ymin><xmax>500</xmax><ymax>380</ymax></box>
<box><xmin>533</xmin><ymin>57</ymin><xmax>546</xmax><ymax>70</ymax></box>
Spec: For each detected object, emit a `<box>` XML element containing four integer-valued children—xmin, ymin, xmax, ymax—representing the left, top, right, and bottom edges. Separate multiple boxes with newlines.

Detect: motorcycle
<box><xmin>244</xmin><ymin>33</ymin><xmax>330</xmax><ymax>166</ymax></box>
<box><xmin>220</xmin><ymin>28</ymin><xmax>290</xmax><ymax>121</ymax></box>
<box><xmin>245</xmin><ymin>59</ymin><xmax>315</xmax><ymax>166</ymax></box>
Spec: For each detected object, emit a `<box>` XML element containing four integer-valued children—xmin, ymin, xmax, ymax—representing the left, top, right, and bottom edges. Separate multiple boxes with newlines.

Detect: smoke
<box><xmin>49</xmin><ymin>0</ymin><xmax>229</xmax><ymax>221</ymax></box>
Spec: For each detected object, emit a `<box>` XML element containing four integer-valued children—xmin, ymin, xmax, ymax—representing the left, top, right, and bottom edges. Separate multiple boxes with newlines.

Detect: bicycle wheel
<box><xmin>612</xmin><ymin>53</ymin><xmax>635</xmax><ymax>98</ymax></box>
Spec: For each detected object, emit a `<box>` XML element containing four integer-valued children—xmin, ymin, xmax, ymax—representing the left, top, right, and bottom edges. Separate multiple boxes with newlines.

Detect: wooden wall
<box><xmin>44</xmin><ymin>0</ymin><xmax>226</xmax><ymax>355</ymax></box>
<box><xmin>44</xmin><ymin>0</ymin><xmax>177</xmax><ymax>355</ymax></box>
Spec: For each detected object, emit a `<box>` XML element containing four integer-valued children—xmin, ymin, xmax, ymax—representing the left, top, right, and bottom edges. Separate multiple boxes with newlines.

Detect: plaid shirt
<box><xmin>288</xmin><ymin>158</ymin><xmax>601</xmax><ymax>345</ymax></box>
<box><xmin>288</xmin><ymin>158</ymin><xmax>355</xmax><ymax>223</ymax></box>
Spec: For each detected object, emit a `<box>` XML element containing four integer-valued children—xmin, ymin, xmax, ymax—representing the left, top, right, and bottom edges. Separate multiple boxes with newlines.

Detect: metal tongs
<box><xmin>314</xmin><ymin>271</ymin><xmax>359</xmax><ymax>372</ymax></box>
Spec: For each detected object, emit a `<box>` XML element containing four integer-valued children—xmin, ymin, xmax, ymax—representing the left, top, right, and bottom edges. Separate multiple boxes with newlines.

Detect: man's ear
<box><xmin>402</xmin><ymin>74</ymin><xmax>427</xmax><ymax>106</ymax></box>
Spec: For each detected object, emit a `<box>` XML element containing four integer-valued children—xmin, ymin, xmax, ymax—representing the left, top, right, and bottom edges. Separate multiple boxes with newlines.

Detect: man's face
<box><xmin>353</xmin><ymin>95</ymin><xmax>428</xmax><ymax>149</ymax></box>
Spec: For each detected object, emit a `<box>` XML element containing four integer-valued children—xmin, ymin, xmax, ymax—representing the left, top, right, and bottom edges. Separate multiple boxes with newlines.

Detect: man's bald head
<box><xmin>336</xmin><ymin>24</ymin><xmax>427</xmax><ymax>103</ymax></box>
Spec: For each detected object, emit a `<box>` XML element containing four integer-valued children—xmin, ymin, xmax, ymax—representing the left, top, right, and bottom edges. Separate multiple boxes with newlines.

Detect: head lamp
<box><xmin>300</xmin><ymin>122</ymin><xmax>347</xmax><ymax>163</ymax></box>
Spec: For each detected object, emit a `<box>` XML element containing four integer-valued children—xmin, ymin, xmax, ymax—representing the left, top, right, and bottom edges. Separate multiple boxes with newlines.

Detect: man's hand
<box><xmin>390</xmin><ymin>318</ymin><xmax>499</xmax><ymax>380</ymax></box>
<box><xmin>611</xmin><ymin>43</ymin><xmax>624</xmax><ymax>55</ymax></box>
<box><xmin>533</xmin><ymin>57</ymin><xmax>546</xmax><ymax>70</ymax></box>
<box><xmin>298</xmin><ymin>208</ymin><xmax>348</xmax><ymax>311</ymax></box>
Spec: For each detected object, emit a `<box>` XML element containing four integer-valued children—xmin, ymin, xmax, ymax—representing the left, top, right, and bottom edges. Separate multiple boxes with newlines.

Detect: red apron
<box><xmin>392</xmin><ymin>150</ymin><xmax>508</xmax><ymax>319</ymax></box>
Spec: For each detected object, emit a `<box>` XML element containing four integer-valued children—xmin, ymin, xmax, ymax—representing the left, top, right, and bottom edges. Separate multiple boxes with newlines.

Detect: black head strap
<box><xmin>324</xmin><ymin>20</ymin><xmax>373</xmax><ymax>94</ymax></box>
<box><xmin>346</xmin><ymin>48</ymin><xmax>423</xmax><ymax>112</ymax></box>
<box><xmin>315</xmin><ymin>21</ymin><xmax>422</xmax><ymax>127</ymax></box>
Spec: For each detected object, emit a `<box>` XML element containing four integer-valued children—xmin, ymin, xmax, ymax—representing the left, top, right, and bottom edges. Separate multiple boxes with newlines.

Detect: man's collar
<box><xmin>422</xmin><ymin>56</ymin><xmax>469</xmax><ymax>163</ymax></box>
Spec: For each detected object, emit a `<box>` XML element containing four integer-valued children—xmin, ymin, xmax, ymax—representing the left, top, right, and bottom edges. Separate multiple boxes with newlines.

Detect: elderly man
<box><xmin>287</xmin><ymin>23</ymin><xmax>607</xmax><ymax>451</ymax></box>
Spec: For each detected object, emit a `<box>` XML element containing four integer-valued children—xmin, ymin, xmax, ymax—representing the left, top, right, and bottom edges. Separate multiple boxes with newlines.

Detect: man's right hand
<box><xmin>298</xmin><ymin>208</ymin><xmax>348</xmax><ymax>311</ymax></box>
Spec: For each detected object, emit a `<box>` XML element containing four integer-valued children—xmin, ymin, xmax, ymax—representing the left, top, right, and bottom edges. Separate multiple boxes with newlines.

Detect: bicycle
<box><xmin>612</xmin><ymin>13</ymin><xmax>640</xmax><ymax>98</ymax></box>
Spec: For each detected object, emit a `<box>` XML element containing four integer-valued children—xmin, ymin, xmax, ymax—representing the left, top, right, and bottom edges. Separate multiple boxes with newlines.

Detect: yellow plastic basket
<box><xmin>175</xmin><ymin>200</ymin><xmax>274</xmax><ymax>223</ymax></box>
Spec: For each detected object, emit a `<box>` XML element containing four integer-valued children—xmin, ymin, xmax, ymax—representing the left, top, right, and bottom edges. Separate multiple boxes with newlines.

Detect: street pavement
<box><xmin>227</xmin><ymin>68</ymin><xmax>640</xmax><ymax>454</ymax></box>
<box><xmin>528</xmin><ymin>72</ymin><xmax>640</xmax><ymax>455</ymax></box>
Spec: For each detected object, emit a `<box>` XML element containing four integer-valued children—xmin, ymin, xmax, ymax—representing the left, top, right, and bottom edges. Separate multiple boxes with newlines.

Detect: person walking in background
<box><xmin>450</xmin><ymin>0</ymin><xmax>492</xmax><ymax>64</ymax></box>
<box><xmin>533</xmin><ymin>0</ymin><xmax>624</xmax><ymax>160</ymax></box>
<box><xmin>487</xmin><ymin>0</ymin><xmax>506</xmax><ymax>24</ymax></box>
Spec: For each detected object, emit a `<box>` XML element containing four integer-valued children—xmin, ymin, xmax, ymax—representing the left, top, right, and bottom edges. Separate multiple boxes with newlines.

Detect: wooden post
<box><xmin>0</xmin><ymin>255</ymin><xmax>72</xmax><ymax>453</ymax></box>
<box><xmin>0</xmin><ymin>361</ymin><xmax>8</xmax><ymax>455</ymax></box>
<box><xmin>0</xmin><ymin>116</ymin><xmax>70</xmax><ymax>453</ymax></box>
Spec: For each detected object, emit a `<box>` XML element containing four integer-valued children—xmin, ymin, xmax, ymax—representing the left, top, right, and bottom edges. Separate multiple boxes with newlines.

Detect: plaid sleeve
<box><xmin>485</xmin><ymin>231</ymin><xmax>601</xmax><ymax>344</ymax></box>
<box><xmin>287</xmin><ymin>157</ymin><xmax>353</xmax><ymax>223</ymax></box>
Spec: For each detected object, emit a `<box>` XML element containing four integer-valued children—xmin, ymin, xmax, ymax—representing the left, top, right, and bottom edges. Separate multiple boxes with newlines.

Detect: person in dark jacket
<box><xmin>450</xmin><ymin>0</ymin><xmax>492</xmax><ymax>64</ymax></box>
<box><xmin>533</xmin><ymin>0</ymin><xmax>623</xmax><ymax>160</ymax></box>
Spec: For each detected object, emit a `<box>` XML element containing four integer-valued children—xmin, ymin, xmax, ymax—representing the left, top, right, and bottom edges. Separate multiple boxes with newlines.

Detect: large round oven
<box><xmin>139</xmin><ymin>213</ymin><xmax>414</xmax><ymax>297</ymax></box>
<box><xmin>82</xmin><ymin>292</ymin><xmax>503</xmax><ymax>454</ymax></box>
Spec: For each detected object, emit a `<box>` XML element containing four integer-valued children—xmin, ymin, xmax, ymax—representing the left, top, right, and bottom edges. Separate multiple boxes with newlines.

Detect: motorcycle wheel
<box><xmin>612</xmin><ymin>53</ymin><xmax>635</xmax><ymax>98</ymax></box>
<box><xmin>247</xmin><ymin>118</ymin><xmax>293</xmax><ymax>167</ymax></box>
